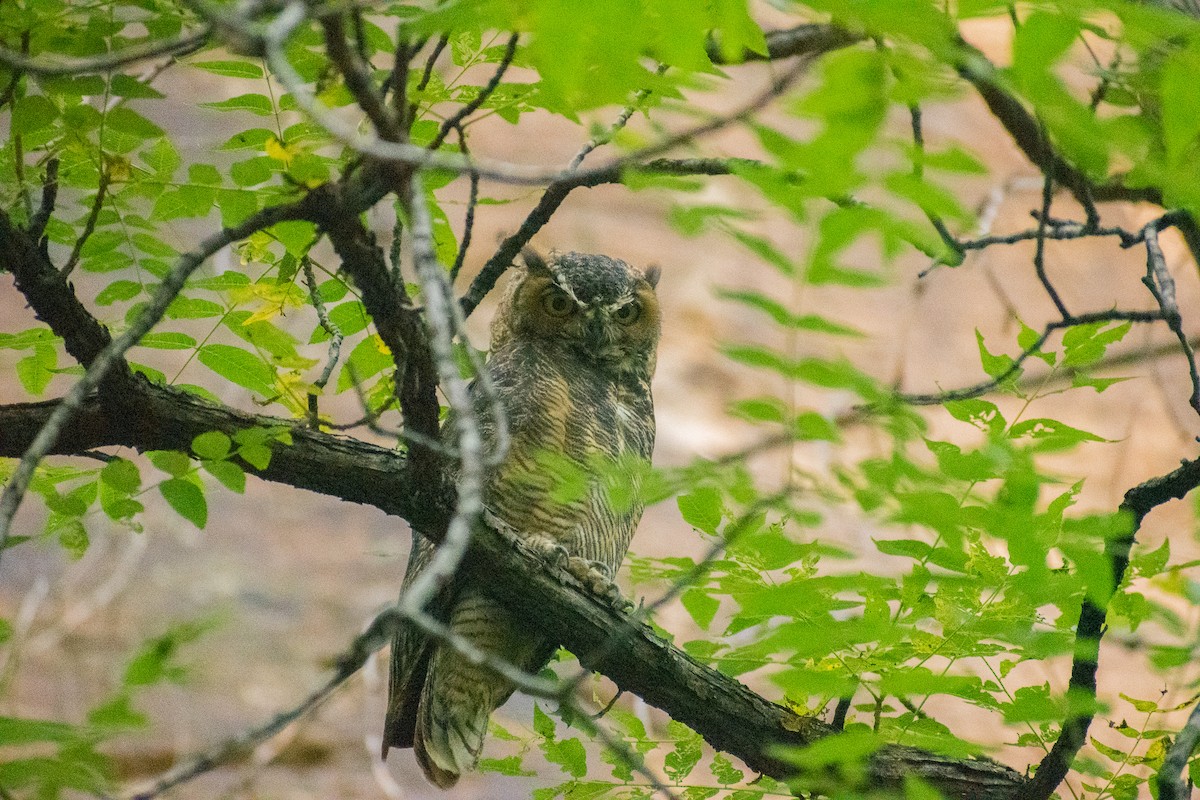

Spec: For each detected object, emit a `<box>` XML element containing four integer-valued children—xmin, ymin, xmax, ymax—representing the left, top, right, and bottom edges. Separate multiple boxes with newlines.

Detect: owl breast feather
<box><xmin>475</xmin><ymin>342</ymin><xmax>654</xmax><ymax>571</ymax></box>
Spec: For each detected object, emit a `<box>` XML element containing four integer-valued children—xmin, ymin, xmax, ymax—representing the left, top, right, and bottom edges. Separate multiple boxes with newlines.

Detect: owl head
<box><xmin>491</xmin><ymin>250</ymin><xmax>662</xmax><ymax>375</ymax></box>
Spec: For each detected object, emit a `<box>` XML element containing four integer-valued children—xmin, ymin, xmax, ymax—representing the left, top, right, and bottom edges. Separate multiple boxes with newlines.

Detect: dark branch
<box><xmin>461</xmin><ymin>157</ymin><xmax>760</xmax><ymax>316</ymax></box>
<box><xmin>708</xmin><ymin>23</ymin><xmax>863</xmax><ymax>64</ymax></box>
<box><xmin>308</xmin><ymin>179</ymin><xmax>442</xmax><ymax>468</ymax></box>
<box><xmin>429</xmin><ymin>33</ymin><xmax>519</xmax><ymax>151</ymax></box>
<box><xmin>320</xmin><ymin>12</ymin><xmax>404</xmax><ymax>142</ymax></box>
<box><xmin>1156</xmin><ymin>701</ymin><xmax>1200</xmax><ymax>800</ymax></box>
<box><xmin>895</xmin><ymin>309</ymin><xmax>1167</xmax><ymax>406</ymax></box>
<box><xmin>1019</xmin><ymin>457</ymin><xmax>1200</xmax><ymax>800</ymax></box>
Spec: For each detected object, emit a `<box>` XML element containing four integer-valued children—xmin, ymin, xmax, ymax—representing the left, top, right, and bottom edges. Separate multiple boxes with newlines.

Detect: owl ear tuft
<box><xmin>521</xmin><ymin>248</ymin><xmax>551</xmax><ymax>275</ymax></box>
<box><xmin>643</xmin><ymin>264</ymin><xmax>661</xmax><ymax>288</ymax></box>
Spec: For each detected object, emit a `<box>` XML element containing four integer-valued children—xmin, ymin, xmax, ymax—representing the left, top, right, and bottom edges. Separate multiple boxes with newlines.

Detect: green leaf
<box><xmin>1062</xmin><ymin>321</ymin><xmax>1131</xmax><ymax>368</ymax></box>
<box><xmin>88</xmin><ymin>694</ymin><xmax>147</xmax><ymax>730</ymax></box>
<box><xmin>192</xmin><ymin>431</ymin><xmax>232</xmax><ymax>460</ymax></box>
<box><xmin>218</xmin><ymin>128</ymin><xmax>275</xmax><ymax>151</ymax></box>
<box><xmin>201</xmin><ymin>93</ymin><xmax>275</xmax><ymax>116</ymax></box>
<box><xmin>710</xmin><ymin>753</ymin><xmax>744</xmax><ymax>785</ymax></box>
<box><xmin>533</xmin><ymin>704</ymin><xmax>556</xmax><ymax>739</ymax></box>
<box><xmin>203</xmin><ymin>460</ymin><xmax>246</xmax><ymax>493</ymax></box>
<box><xmin>271</xmin><ymin>220</ymin><xmax>317</xmax><ymax>257</ymax></box>
<box><xmin>140</xmin><ymin>138</ymin><xmax>180</xmax><ymax>177</ymax></box>
<box><xmin>189</xmin><ymin>163</ymin><xmax>223</xmax><ymax>186</ymax></box>
<box><xmin>336</xmin><ymin>335</ymin><xmax>393</xmax><ymax>392</ymax></box>
<box><xmin>479</xmin><ymin>756</ymin><xmax>536</xmax><ymax>776</ymax></box>
<box><xmin>12</xmin><ymin>94</ymin><xmax>58</xmax><ymax>133</ymax></box>
<box><xmin>237</xmin><ymin>443</ymin><xmax>272</xmax><ymax>470</ymax></box>
<box><xmin>874</xmin><ymin>538</ymin><xmax>932</xmax><ymax>559</ymax></box>
<box><xmin>101</xmin><ymin>459</ymin><xmax>141</xmax><ymax>493</ymax></box>
<box><xmin>136</xmin><ymin>331</ymin><xmax>198</xmax><ymax>350</ymax></box>
<box><xmin>717</xmin><ymin>289</ymin><xmax>862</xmax><ymax>336</ymax></box>
<box><xmin>16</xmin><ymin>346</ymin><xmax>56</xmax><ymax>394</ymax></box>
<box><xmin>148</xmin><ymin>450</ymin><xmax>190</xmax><ymax>477</ymax></box>
<box><xmin>681</xmin><ymin>587</ymin><xmax>719</xmax><ymax>630</ymax></box>
<box><xmin>159</xmin><ymin>479</ymin><xmax>207</xmax><ymax>529</ymax></box>
<box><xmin>975</xmin><ymin>330</ymin><xmax>1017</xmax><ymax>382</ymax></box>
<box><xmin>111</xmin><ymin>74</ymin><xmax>164</xmax><ymax>99</ymax></box>
<box><xmin>1008</xmin><ymin>418</ymin><xmax>1107</xmax><ymax>451</ymax></box>
<box><xmin>191</xmin><ymin>59</ymin><xmax>265</xmax><ymax>79</ymax></box>
<box><xmin>152</xmin><ymin>185</ymin><xmax>215</xmax><ymax>220</ymax></box>
<box><xmin>106</xmin><ymin>107</ymin><xmax>164</xmax><ymax>138</ymax></box>
<box><xmin>1133</xmin><ymin>539</ymin><xmax>1170</xmax><ymax>579</ymax></box>
<box><xmin>96</xmin><ymin>280</ymin><xmax>142</xmax><ymax>306</ymax></box>
<box><xmin>664</xmin><ymin>721</ymin><xmax>704</xmax><ymax>781</ymax></box>
<box><xmin>544</xmin><ymin>736</ymin><xmax>587</xmax><ymax>778</ymax></box>
<box><xmin>218</xmin><ymin>189</ymin><xmax>259</xmax><ymax>227</ymax></box>
<box><xmin>231</xmin><ymin>156</ymin><xmax>275</xmax><ymax>187</ymax></box>
<box><xmin>678</xmin><ymin>488</ymin><xmax>722</xmax><ymax>535</ymax></box>
<box><xmin>58</xmin><ymin>518</ymin><xmax>90</xmax><ymax>559</ymax></box>
<box><xmin>197</xmin><ymin>344</ymin><xmax>277</xmax><ymax>399</ymax></box>
<box><xmin>729</xmin><ymin>229</ymin><xmax>796</xmax><ymax>275</ymax></box>
<box><xmin>311</xmin><ymin>301</ymin><xmax>370</xmax><ymax>342</ymax></box>
<box><xmin>124</xmin><ymin>620</ymin><xmax>211</xmax><ymax>686</ymax></box>
<box><xmin>0</xmin><ymin>716</ymin><xmax>79</xmax><ymax>744</ymax></box>
<box><xmin>944</xmin><ymin>398</ymin><xmax>1006</xmax><ymax>435</ymax></box>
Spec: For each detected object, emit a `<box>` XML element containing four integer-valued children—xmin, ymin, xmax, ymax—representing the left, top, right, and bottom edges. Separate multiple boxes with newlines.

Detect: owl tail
<box><xmin>413</xmin><ymin>643</ymin><xmax>511</xmax><ymax>789</ymax></box>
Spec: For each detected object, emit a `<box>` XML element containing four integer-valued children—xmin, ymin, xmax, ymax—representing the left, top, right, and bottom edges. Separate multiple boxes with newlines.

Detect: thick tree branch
<box><xmin>307</xmin><ymin>181</ymin><xmax>442</xmax><ymax>467</ymax></box>
<box><xmin>0</xmin><ymin>385</ymin><xmax>1022</xmax><ymax>799</ymax></box>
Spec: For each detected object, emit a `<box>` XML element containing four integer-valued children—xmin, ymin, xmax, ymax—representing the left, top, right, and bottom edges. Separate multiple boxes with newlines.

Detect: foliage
<box><xmin>2</xmin><ymin>0</ymin><xmax>1200</xmax><ymax>798</ymax></box>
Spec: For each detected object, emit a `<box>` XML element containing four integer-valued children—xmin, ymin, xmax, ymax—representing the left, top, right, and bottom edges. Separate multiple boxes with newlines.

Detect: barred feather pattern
<box><xmin>383</xmin><ymin>253</ymin><xmax>660</xmax><ymax>788</ymax></box>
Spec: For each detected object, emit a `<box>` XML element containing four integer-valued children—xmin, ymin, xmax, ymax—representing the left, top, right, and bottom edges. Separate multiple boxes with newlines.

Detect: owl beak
<box><xmin>584</xmin><ymin>311</ymin><xmax>613</xmax><ymax>346</ymax></box>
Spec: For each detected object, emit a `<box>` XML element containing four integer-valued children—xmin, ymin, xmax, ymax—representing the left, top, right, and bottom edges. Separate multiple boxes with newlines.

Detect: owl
<box><xmin>382</xmin><ymin>250</ymin><xmax>662</xmax><ymax>787</ymax></box>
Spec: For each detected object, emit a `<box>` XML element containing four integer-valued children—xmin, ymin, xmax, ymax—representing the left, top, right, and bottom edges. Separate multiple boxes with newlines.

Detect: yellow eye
<box><xmin>613</xmin><ymin>301</ymin><xmax>640</xmax><ymax>325</ymax></box>
<box><xmin>541</xmin><ymin>289</ymin><xmax>575</xmax><ymax>317</ymax></box>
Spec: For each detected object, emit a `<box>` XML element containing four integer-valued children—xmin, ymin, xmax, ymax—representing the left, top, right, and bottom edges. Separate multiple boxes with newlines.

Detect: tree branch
<box><xmin>1019</xmin><ymin>456</ymin><xmax>1200</xmax><ymax>800</ymax></box>
<box><xmin>1156</xmin><ymin>700</ymin><xmax>1200</xmax><ymax>800</ymax></box>
<box><xmin>0</xmin><ymin>27</ymin><xmax>210</xmax><ymax>75</ymax></box>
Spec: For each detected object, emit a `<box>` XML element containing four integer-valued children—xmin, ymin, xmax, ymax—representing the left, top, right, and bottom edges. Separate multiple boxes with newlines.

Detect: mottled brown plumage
<box><xmin>382</xmin><ymin>251</ymin><xmax>661</xmax><ymax>787</ymax></box>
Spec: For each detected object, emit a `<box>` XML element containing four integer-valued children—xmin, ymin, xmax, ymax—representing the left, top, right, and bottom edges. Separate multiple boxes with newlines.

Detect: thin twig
<box><xmin>395</xmin><ymin>170</ymin><xmax>488</xmax><ymax>622</ymax></box>
<box><xmin>302</xmin><ymin>257</ymin><xmax>343</xmax><ymax>427</ymax></box>
<box><xmin>895</xmin><ymin>309</ymin><xmax>1167</xmax><ymax>406</ymax></box>
<box><xmin>429</xmin><ymin>34</ymin><xmax>519</xmax><ymax>150</ymax></box>
<box><xmin>0</xmin><ymin>27</ymin><xmax>210</xmax><ymax>75</ymax></box>
<box><xmin>60</xmin><ymin>167</ymin><xmax>110</xmax><ymax>279</ymax></box>
<box><xmin>449</xmin><ymin>123</ymin><xmax>478</xmax><ymax>285</ymax></box>
<box><xmin>258</xmin><ymin>2</ymin><xmax>808</xmax><ymax>188</ymax></box>
<box><xmin>1142</xmin><ymin>221</ymin><xmax>1200</xmax><ymax>416</ymax></box>
<box><xmin>908</xmin><ymin>104</ymin><xmax>959</xmax><ymax>254</ymax></box>
<box><xmin>28</xmin><ymin>157</ymin><xmax>59</xmax><ymax>241</ymax></box>
<box><xmin>125</xmin><ymin>608</ymin><xmax>399</xmax><ymax>800</ymax></box>
<box><xmin>569</xmin><ymin>64</ymin><xmax>669</xmax><ymax>171</ymax></box>
<box><xmin>0</xmin><ymin>200</ymin><xmax>308</xmax><ymax>563</ymax></box>
<box><xmin>416</xmin><ymin>36</ymin><xmax>448</xmax><ymax>93</ymax></box>
<box><xmin>319</xmin><ymin>11</ymin><xmax>403</xmax><ymax>141</ymax></box>
<box><xmin>1033</xmin><ymin>167</ymin><xmax>1070</xmax><ymax>318</ymax></box>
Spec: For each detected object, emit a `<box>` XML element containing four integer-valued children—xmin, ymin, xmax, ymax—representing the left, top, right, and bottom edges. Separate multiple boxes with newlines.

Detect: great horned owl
<box><xmin>382</xmin><ymin>250</ymin><xmax>662</xmax><ymax>787</ymax></box>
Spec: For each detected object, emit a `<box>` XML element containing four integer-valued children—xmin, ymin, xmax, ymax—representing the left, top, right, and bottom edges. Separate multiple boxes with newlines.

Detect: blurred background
<box><xmin>2</xmin><ymin>11</ymin><xmax>1199</xmax><ymax>800</ymax></box>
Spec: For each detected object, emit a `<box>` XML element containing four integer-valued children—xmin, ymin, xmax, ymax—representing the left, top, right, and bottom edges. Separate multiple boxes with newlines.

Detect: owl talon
<box><xmin>526</xmin><ymin>534</ymin><xmax>570</xmax><ymax>568</ymax></box>
<box><xmin>563</xmin><ymin>556</ymin><xmax>625</xmax><ymax>606</ymax></box>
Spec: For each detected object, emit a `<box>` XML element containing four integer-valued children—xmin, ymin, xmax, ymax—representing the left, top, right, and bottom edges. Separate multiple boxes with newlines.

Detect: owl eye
<box><xmin>612</xmin><ymin>301</ymin><xmax>641</xmax><ymax>325</ymax></box>
<box><xmin>541</xmin><ymin>289</ymin><xmax>575</xmax><ymax>317</ymax></box>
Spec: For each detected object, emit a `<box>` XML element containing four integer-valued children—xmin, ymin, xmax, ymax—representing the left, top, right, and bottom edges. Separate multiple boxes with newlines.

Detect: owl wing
<box><xmin>383</xmin><ymin>376</ymin><xmax>496</xmax><ymax>754</ymax></box>
<box><xmin>381</xmin><ymin>533</ymin><xmax>441</xmax><ymax>753</ymax></box>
